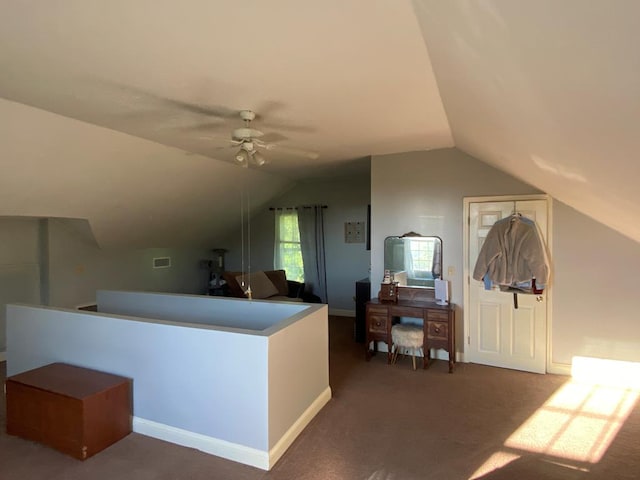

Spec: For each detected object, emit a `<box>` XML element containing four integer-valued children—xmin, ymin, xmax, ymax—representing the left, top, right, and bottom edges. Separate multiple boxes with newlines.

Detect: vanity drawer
<box><xmin>366</xmin><ymin>304</ymin><xmax>389</xmax><ymax>334</ymax></box>
<box><xmin>427</xmin><ymin>321</ymin><xmax>448</xmax><ymax>341</ymax></box>
<box><xmin>367</xmin><ymin>305</ymin><xmax>388</xmax><ymax>316</ymax></box>
<box><xmin>427</xmin><ymin>310</ymin><xmax>449</xmax><ymax>322</ymax></box>
<box><xmin>390</xmin><ymin>305</ymin><xmax>424</xmax><ymax>318</ymax></box>
<box><xmin>368</xmin><ymin>314</ymin><xmax>388</xmax><ymax>333</ymax></box>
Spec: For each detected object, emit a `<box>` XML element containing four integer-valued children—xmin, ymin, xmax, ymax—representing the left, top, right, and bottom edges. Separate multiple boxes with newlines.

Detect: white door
<box><xmin>467</xmin><ymin>199</ymin><xmax>549</xmax><ymax>374</ymax></box>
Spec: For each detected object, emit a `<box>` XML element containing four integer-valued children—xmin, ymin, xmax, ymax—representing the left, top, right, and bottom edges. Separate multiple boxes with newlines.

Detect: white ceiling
<box><xmin>416</xmin><ymin>1</ymin><xmax>640</xmax><ymax>243</ymax></box>
<box><xmin>1</xmin><ymin>0</ymin><xmax>638</xmax><ymax>246</ymax></box>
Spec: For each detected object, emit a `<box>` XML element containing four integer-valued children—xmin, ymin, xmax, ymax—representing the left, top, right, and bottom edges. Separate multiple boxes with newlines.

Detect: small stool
<box><xmin>391</xmin><ymin>324</ymin><xmax>424</xmax><ymax>370</ymax></box>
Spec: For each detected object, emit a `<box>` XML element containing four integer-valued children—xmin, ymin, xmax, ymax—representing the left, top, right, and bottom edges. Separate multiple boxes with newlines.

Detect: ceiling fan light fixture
<box><xmin>252</xmin><ymin>151</ymin><xmax>266</xmax><ymax>166</ymax></box>
<box><xmin>235</xmin><ymin>148</ymin><xmax>250</xmax><ymax>165</ymax></box>
<box><xmin>224</xmin><ymin>109</ymin><xmax>311</xmax><ymax>168</ymax></box>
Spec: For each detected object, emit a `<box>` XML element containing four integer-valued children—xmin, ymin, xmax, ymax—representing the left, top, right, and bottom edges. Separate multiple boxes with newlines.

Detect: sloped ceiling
<box><xmin>1</xmin><ymin>1</ymin><xmax>638</xmax><ymax>246</ymax></box>
<box><xmin>0</xmin><ymin>0</ymin><xmax>452</xmax><ymax>247</ymax></box>
<box><xmin>415</xmin><ymin>0</ymin><xmax>640</xmax><ymax>243</ymax></box>
<box><xmin>0</xmin><ymin>98</ymin><xmax>292</xmax><ymax>248</ymax></box>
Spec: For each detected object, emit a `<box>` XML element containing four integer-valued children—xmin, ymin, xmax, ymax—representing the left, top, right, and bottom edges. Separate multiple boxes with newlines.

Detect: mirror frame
<box><xmin>383</xmin><ymin>232</ymin><xmax>443</xmax><ymax>289</ymax></box>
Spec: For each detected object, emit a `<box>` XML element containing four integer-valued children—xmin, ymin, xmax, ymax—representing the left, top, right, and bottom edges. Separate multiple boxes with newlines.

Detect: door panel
<box><xmin>468</xmin><ymin>199</ymin><xmax>548</xmax><ymax>373</ymax></box>
<box><xmin>478</xmin><ymin>303</ymin><xmax>500</xmax><ymax>353</ymax></box>
<box><xmin>512</xmin><ymin>305</ymin><xmax>535</xmax><ymax>357</ymax></box>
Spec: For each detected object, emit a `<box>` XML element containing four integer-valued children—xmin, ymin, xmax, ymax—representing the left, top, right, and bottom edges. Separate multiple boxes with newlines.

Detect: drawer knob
<box><xmin>434</xmin><ymin>327</ymin><xmax>440</xmax><ymax>333</ymax></box>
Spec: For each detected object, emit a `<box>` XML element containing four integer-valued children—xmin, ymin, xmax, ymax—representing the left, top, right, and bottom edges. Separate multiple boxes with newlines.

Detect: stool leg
<box><xmin>412</xmin><ymin>349</ymin><xmax>416</xmax><ymax>370</ymax></box>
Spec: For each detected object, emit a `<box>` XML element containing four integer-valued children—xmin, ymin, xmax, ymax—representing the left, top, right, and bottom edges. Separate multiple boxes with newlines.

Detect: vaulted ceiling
<box><xmin>1</xmin><ymin>1</ymin><xmax>638</xmax><ymax>247</ymax></box>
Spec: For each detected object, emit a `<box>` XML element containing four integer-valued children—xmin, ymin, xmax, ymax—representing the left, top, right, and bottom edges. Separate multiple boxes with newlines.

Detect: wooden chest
<box><xmin>6</xmin><ymin>363</ymin><xmax>132</xmax><ymax>460</ymax></box>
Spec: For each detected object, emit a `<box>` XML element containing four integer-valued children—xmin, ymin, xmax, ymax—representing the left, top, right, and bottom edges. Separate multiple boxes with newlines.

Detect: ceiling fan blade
<box><xmin>155</xmin><ymin>97</ymin><xmax>238</xmax><ymax>118</ymax></box>
<box><xmin>265</xmin><ymin>143</ymin><xmax>319</xmax><ymax>159</ymax></box>
<box><xmin>258</xmin><ymin>120</ymin><xmax>315</xmax><ymax>133</ymax></box>
<box><xmin>253</xmin><ymin>100</ymin><xmax>285</xmax><ymax>120</ymax></box>
<box><xmin>197</xmin><ymin>134</ymin><xmax>232</xmax><ymax>141</ymax></box>
<box><xmin>232</xmin><ymin>127</ymin><xmax>264</xmax><ymax>140</ymax></box>
<box><xmin>180</xmin><ymin>122</ymin><xmax>228</xmax><ymax>133</ymax></box>
<box><xmin>212</xmin><ymin>144</ymin><xmax>234</xmax><ymax>151</ymax></box>
<box><xmin>250</xmin><ymin>102</ymin><xmax>315</xmax><ymax>133</ymax></box>
<box><xmin>259</xmin><ymin>132</ymin><xmax>289</xmax><ymax>144</ymax></box>
<box><xmin>99</xmin><ymin>80</ymin><xmax>241</xmax><ymax>118</ymax></box>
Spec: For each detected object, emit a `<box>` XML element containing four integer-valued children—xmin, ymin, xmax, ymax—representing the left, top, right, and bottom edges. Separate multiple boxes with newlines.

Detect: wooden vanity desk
<box><xmin>365</xmin><ymin>287</ymin><xmax>456</xmax><ymax>373</ymax></box>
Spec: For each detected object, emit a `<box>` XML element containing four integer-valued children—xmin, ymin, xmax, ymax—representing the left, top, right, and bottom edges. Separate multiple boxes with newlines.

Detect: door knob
<box><xmin>536</xmin><ymin>295</ymin><xmax>544</xmax><ymax>302</ymax></box>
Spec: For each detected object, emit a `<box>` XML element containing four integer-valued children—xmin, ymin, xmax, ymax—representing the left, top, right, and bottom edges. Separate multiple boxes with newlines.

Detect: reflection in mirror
<box><xmin>384</xmin><ymin>233</ymin><xmax>442</xmax><ymax>288</ymax></box>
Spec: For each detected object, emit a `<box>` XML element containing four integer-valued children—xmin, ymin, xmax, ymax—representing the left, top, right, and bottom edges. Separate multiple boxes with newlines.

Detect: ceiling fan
<box><xmin>230</xmin><ymin>110</ymin><xmax>269</xmax><ymax>167</ymax></box>
<box><xmin>100</xmin><ymin>82</ymin><xmax>318</xmax><ymax>166</ymax></box>
<box><xmin>221</xmin><ymin>109</ymin><xmax>318</xmax><ymax>168</ymax></box>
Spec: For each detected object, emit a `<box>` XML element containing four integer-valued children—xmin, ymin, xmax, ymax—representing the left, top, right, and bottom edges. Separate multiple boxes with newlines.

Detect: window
<box><xmin>274</xmin><ymin>210</ymin><xmax>304</xmax><ymax>282</ymax></box>
<box><xmin>408</xmin><ymin>239</ymin><xmax>435</xmax><ymax>279</ymax></box>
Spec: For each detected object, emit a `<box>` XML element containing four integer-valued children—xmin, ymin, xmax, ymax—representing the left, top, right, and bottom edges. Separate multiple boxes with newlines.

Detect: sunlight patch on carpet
<box><xmin>469</xmin><ymin>356</ymin><xmax>640</xmax><ymax>478</ymax></box>
<box><xmin>469</xmin><ymin>451</ymin><xmax>521</xmax><ymax>479</ymax></box>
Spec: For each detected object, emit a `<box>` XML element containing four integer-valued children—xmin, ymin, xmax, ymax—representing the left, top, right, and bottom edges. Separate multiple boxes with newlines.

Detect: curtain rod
<box><xmin>269</xmin><ymin>205</ymin><xmax>328</xmax><ymax>210</ymax></box>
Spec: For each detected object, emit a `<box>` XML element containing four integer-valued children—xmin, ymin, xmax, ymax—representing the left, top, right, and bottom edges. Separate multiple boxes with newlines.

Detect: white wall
<box><xmin>552</xmin><ymin>201</ymin><xmax>640</xmax><ymax>365</ymax></box>
<box><xmin>0</xmin><ymin>217</ymin><xmax>42</xmax><ymax>354</ymax></box>
<box><xmin>97</xmin><ymin>290</ymin><xmax>308</xmax><ymax>332</ymax></box>
<box><xmin>6</xmin><ymin>304</ymin><xmax>269</xmax><ymax>452</ymax></box>
<box><xmin>7</xmin><ymin>294</ymin><xmax>330</xmax><ymax>470</ymax></box>
<box><xmin>371</xmin><ymin>147</ymin><xmax>640</xmax><ymax>368</ymax></box>
<box><xmin>267</xmin><ymin>305</ymin><xmax>329</xmax><ymax>450</ymax></box>
<box><xmin>371</xmin><ymin>148</ymin><xmax>539</xmax><ymax>349</ymax></box>
<box><xmin>372</xmin><ymin>148</ymin><xmax>534</xmax><ymax>351</ymax></box>
<box><xmin>47</xmin><ymin>218</ymin><xmax>211</xmax><ymax>307</ymax></box>
<box><xmin>0</xmin><ymin>216</ymin><xmax>212</xmax><ymax>317</ymax></box>
<box><xmin>222</xmin><ymin>174</ymin><xmax>371</xmax><ymax>314</ymax></box>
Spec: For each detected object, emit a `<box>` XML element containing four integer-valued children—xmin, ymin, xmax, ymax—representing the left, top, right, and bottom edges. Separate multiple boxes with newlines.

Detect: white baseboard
<box><xmin>133</xmin><ymin>417</ymin><xmax>269</xmax><ymax>470</ymax></box>
<box><xmin>328</xmin><ymin>308</ymin><xmax>354</xmax><ymax>317</ymax></box>
<box><xmin>0</xmin><ymin>351</ymin><xmax>6</xmax><ymax>362</ymax></box>
<box><xmin>133</xmin><ymin>386</ymin><xmax>332</xmax><ymax>471</ymax></box>
<box><xmin>268</xmin><ymin>386</ymin><xmax>332</xmax><ymax>469</ymax></box>
<box><xmin>547</xmin><ymin>361</ymin><xmax>572</xmax><ymax>376</ymax></box>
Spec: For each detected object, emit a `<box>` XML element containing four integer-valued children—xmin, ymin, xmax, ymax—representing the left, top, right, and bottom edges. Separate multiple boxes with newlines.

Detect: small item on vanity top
<box><xmin>382</xmin><ymin>269</ymin><xmax>391</xmax><ymax>284</ymax></box>
<box><xmin>379</xmin><ymin>281</ymin><xmax>399</xmax><ymax>303</ymax></box>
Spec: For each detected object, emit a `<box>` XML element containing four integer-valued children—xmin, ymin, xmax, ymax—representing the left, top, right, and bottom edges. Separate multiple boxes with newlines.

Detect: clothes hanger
<box><xmin>510</xmin><ymin>201</ymin><xmax>522</xmax><ymax>219</ymax></box>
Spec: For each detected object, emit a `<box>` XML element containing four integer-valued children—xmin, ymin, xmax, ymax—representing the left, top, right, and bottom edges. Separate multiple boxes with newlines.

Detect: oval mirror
<box><xmin>383</xmin><ymin>233</ymin><xmax>442</xmax><ymax>288</ymax></box>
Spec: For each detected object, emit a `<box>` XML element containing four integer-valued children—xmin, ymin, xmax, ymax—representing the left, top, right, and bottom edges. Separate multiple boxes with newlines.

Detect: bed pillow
<box><xmin>235</xmin><ymin>271</ymin><xmax>279</xmax><ymax>299</ymax></box>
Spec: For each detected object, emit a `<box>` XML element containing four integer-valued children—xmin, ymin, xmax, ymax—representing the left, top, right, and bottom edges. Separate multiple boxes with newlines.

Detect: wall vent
<box><xmin>153</xmin><ymin>257</ymin><xmax>171</xmax><ymax>269</ymax></box>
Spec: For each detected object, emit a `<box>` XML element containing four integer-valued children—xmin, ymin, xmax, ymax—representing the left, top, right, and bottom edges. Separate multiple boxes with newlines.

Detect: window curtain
<box><xmin>273</xmin><ymin>208</ymin><xmax>287</xmax><ymax>271</ymax></box>
<box><xmin>431</xmin><ymin>240</ymin><xmax>442</xmax><ymax>279</ymax></box>
<box><xmin>297</xmin><ymin>205</ymin><xmax>327</xmax><ymax>303</ymax></box>
<box><xmin>404</xmin><ymin>242</ymin><xmax>415</xmax><ymax>279</ymax></box>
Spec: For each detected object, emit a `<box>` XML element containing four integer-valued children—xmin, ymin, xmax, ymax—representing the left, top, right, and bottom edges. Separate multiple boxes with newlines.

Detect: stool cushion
<box><xmin>391</xmin><ymin>324</ymin><xmax>423</xmax><ymax>348</ymax></box>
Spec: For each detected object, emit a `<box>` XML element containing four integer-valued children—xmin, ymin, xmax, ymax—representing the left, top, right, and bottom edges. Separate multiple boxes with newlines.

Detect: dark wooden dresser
<box><xmin>354</xmin><ymin>278</ymin><xmax>371</xmax><ymax>343</ymax></box>
<box><xmin>365</xmin><ymin>287</ymin><xmax>456</xmax><ymax>372</ymax></box>
<box><xmin>6</xmin><ymin>363</ymin><xmax>132</xmax><ymax>460</ymax></box>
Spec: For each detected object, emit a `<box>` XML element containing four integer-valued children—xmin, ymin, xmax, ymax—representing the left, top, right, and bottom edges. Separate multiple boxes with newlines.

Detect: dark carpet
<box><xmin>2</xmin><ymin>316</ymin><xmax>639</xmax><ymax>479</ymax></box>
